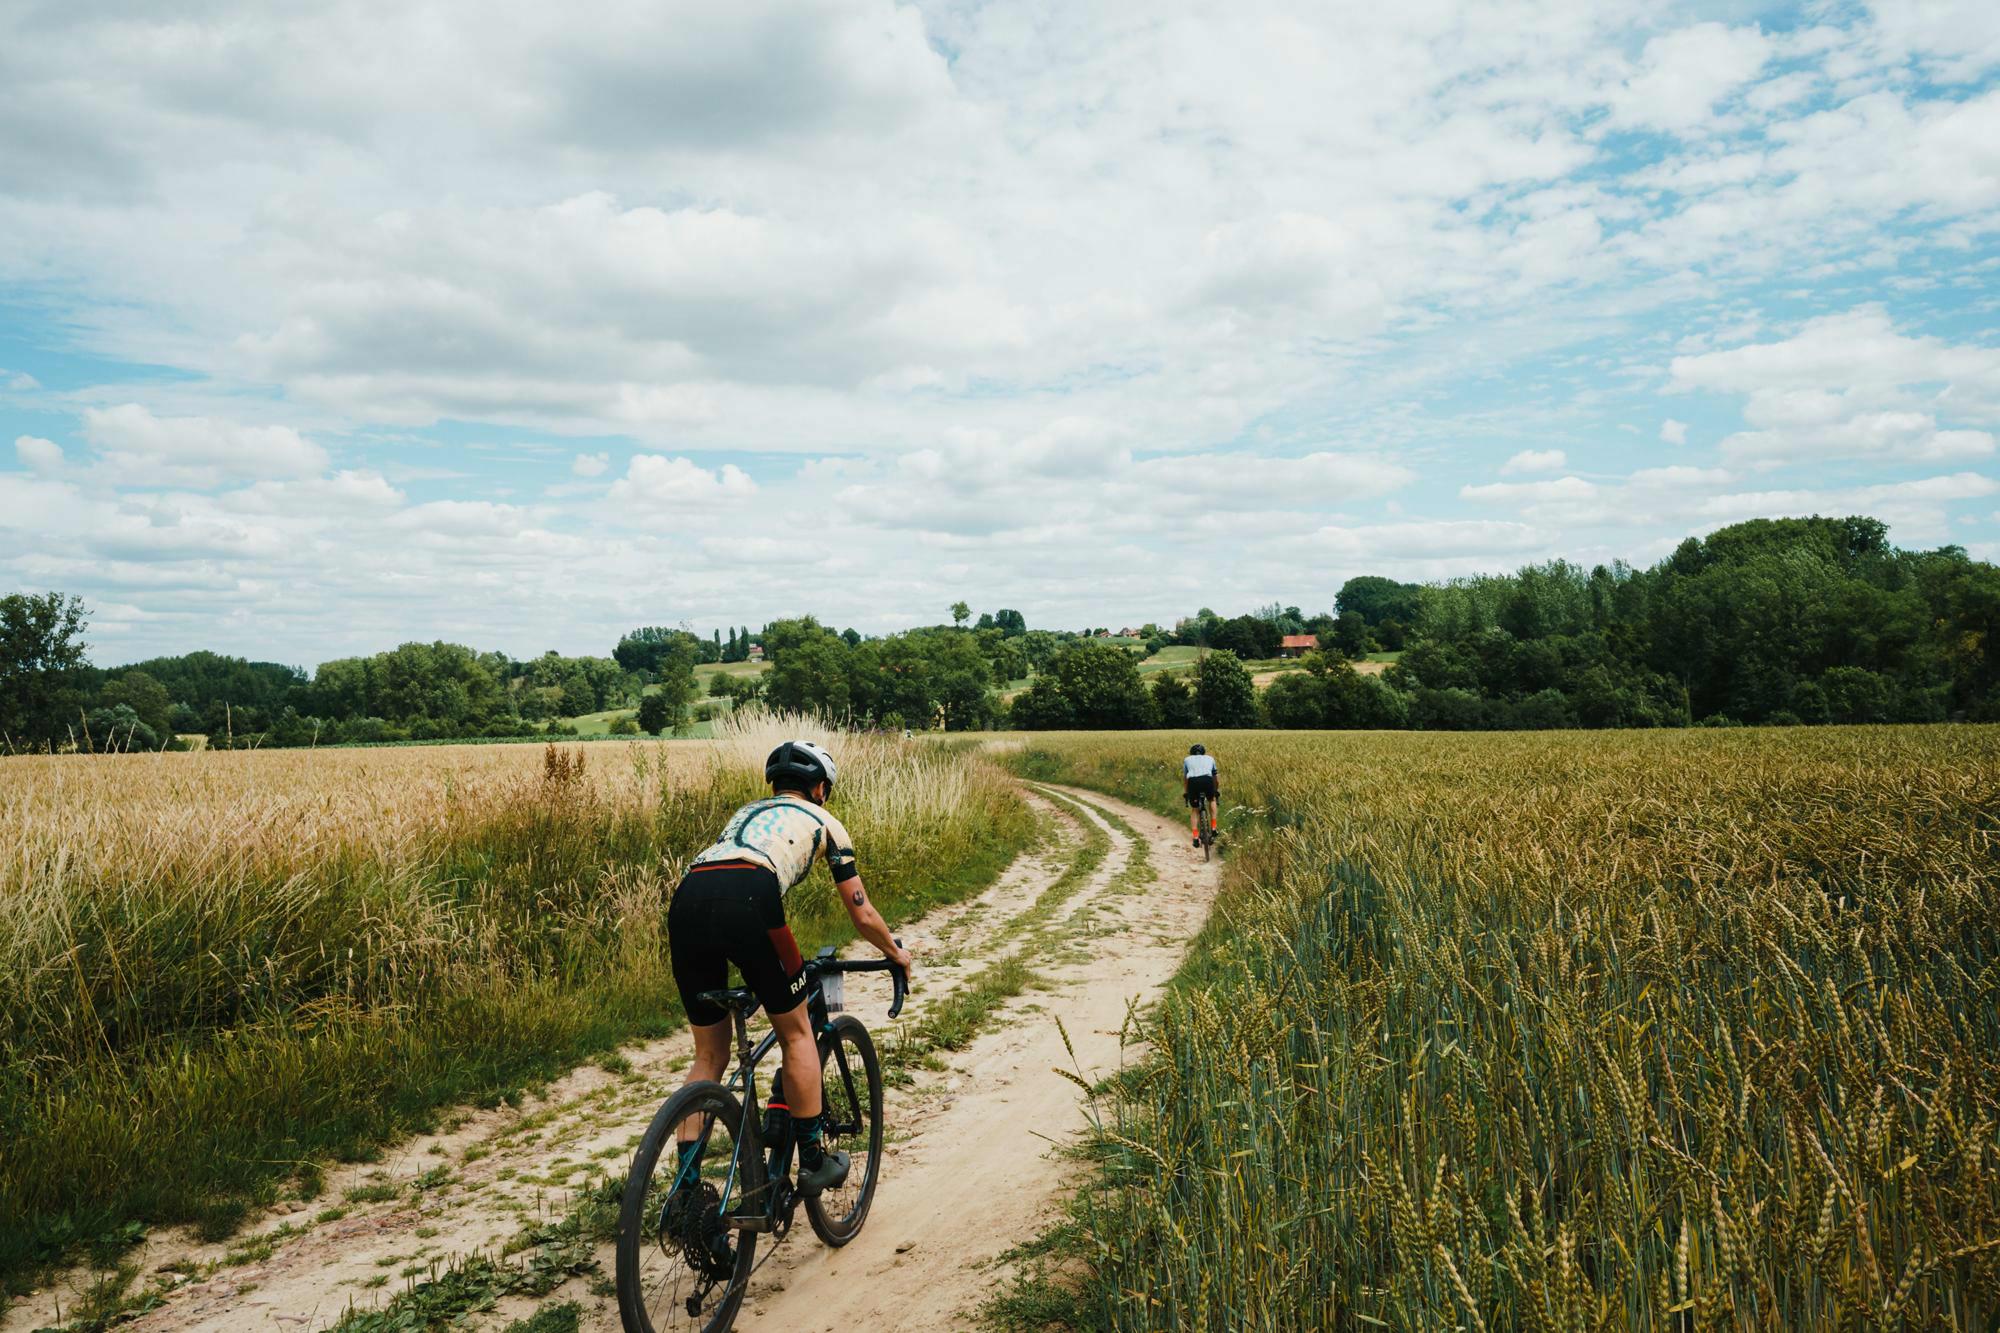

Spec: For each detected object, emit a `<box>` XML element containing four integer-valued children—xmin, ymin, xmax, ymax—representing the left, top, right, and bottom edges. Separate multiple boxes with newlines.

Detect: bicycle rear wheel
<box><xmin>805</xmin><ymin>1015</ymin><xmax>884</xmax><ymax>1246</ymax></box>
<box><xmin>617</xmin><ymin>1083</ymin><xmax>757</xmax><ymax>1333</ymax></box>
<box><xmin>1200</xmin><ymin>798</ymin><xmax>1212</xmax><ymax>861</ymax></box>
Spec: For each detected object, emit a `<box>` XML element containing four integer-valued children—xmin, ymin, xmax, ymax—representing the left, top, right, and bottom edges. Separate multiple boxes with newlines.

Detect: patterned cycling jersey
<box><xmin>690</xmin><ymin>794</ymin><xmax>860</xmax><ymax>893</ymax></box>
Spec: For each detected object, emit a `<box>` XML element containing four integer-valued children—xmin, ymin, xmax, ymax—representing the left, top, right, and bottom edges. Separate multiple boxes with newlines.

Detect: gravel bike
<box><xmin>616</xmin><ymin>946</ymin><xmax>907</xmax><ymax>1333</ymax></box>
<box><xmin>1191</xmin><ymin>791</ymin><xmax>1216</xmax><ymax>861</ymax></box>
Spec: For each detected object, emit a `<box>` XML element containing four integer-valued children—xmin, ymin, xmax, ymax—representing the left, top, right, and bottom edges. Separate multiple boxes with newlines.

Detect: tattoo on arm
<box><xmin>851</xmin><ymin>889</ymin><xmax>865</xmax><ymax>906</ymax></box>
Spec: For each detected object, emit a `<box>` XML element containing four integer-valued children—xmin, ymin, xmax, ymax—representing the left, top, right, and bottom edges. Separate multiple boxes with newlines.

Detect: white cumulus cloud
<box><xmin>14</xmin><ymin>435</ymin><xmax>63</xmax><ymax>474</ymax></box>
<box><xmin>1501</xmin><ymin>449</ymin><xmax>1567</xmax><ymax>475</ymax></box>
<box><xmin>608</xmin><ymin>455</ymin><xmax>757</xmax><ymax>506</ymax></box>
<box><xmin>1659</xmin><ymin>419</ymin><xmax>1688</xmax><ymax>445</ymax></box>
<box><xmin>572</xmin><ymin>451</ymin><xmax>609</xmax><ymax>477</ymax></box>
<box><xmin>1670</xmin><ymin>307</ymin><xmax>2000</xmax><ymax>467</ymax></box>
<box><xmin>1606</xmin><ymin>24</ymin><xmax>1772</xmax><ymax>134</ymax></box>
<box><xmin>81</xmin><ymin>404</ymin><xmax>330</xmax><ymax>487</ymax></box>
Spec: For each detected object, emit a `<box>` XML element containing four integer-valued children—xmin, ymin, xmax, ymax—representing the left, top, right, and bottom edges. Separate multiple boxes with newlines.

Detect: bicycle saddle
<box><xmin>698</xmin><ymin>987</ymin><xmax>760</xmax><ymax>1014</ymax></box>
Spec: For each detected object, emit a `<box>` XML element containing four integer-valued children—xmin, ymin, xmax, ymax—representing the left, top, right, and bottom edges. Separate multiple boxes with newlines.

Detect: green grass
<box><xmin>504</xmin><ymin>1300</ymin><xmax>582</xmax><ymax>1333</ymax></box>
<box><xmin>1135</xmin><ymin>646</ymin><xmax>1201</xmax><ymax>675</ymax></box>
<box><xmin>560</xmin><ymin>706</ymin><xmax>715</xmax><ymax>739</ymax></box>
<box><xmin>693</xmin><ymin>660</ymin><xmax>770</xmax><ymax>680</ymax></box>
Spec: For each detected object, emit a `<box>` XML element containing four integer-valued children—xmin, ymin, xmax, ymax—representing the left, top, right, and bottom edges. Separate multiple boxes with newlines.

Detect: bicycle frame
<box><xmin>698</xmin><ymin>950</ymin><xmax>904</xmax><ymax>1235</ymax></box>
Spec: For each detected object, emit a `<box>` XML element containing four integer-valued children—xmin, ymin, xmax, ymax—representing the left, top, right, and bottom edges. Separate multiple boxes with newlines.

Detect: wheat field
<box><xmin>1007</xmin><ymin>727</ymin><xmax>2000</xmax><ymax>1330</ymax></box>
<box><xmin>0</xmin><ymin>715</ymin><xmax>1032</xmax><ymax>1292</ymax></box>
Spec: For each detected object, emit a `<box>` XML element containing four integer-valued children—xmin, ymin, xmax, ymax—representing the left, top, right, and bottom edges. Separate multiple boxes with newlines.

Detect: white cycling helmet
<box><xmin>765</xmin><ymin>740</ymin><xmax>838</xmax><ymax>796</ymax></box>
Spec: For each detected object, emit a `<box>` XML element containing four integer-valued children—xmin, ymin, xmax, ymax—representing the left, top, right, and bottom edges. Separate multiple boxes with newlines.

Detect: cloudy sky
<box><xmin>2</xmin><ymin>0</ymin><xmax>1997</xmax><ymax>665</ymax></box>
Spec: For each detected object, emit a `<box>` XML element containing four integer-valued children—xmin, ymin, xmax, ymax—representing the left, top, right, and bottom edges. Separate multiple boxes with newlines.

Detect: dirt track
<box><xmin>6</xmin><ymin>783</ymin><xmax>1217</xmax><ymax>1333</ymax></box>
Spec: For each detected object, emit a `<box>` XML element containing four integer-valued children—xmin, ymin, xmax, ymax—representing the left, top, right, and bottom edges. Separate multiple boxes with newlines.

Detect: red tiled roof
<box><xmin>1280</xmin><ymin>634</ymin><xmax>1318</xmax><ymax>648</ymax></box>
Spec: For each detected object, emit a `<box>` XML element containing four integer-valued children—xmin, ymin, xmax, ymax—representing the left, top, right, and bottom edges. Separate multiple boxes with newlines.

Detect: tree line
<box><xmin>1005</xmin><ymin>516</ymin><xmax>2000</xmax><ymax>731</ymax></box>
<box><xmin>0</xmin><ymin>599</ymin><xmax>1051</xmax><ymax>750</ymax></box>
<box><xmin>4</xmin><ymin>514</ymin><xmax>1996</xmax><ymax>751</ymax></box>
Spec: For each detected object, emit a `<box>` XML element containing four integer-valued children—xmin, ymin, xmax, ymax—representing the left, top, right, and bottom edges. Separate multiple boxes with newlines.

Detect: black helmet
<box><xmin>1189</xmin><ymin>743</ymin><xmax>1205</xmax><ymax>755</ymax></box>
<box><xmin>766</xmin><ymin>740</ymin><xmax>837</xmax><ymax>796</ymax></box>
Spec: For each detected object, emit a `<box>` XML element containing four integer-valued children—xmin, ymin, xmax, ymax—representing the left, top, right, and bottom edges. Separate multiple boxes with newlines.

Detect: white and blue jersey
<box><xmin>690</xmin><ymin>793</ymin><xmax>859</xmax><ymax>893</ymax></box>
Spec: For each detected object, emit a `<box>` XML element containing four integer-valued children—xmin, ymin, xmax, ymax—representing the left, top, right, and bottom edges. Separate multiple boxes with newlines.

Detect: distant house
<box><xmin>747</xmin><ymin>643</ymin><xmax>765</xmax><ymax>662</ymax></box>
<box><xmin>1117</xmin><ymin>627</ymin><xmax>1144</xmax><ymax>639</ymax></box>
<box><xmin>1278</xmin><ymin>634</ymin><xmax>1318</xmax><ymax>658</ymax></box>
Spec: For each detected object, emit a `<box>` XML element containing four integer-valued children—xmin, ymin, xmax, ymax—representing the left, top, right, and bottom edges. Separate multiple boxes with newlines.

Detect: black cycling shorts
<box><xmin>668</xmin><ymin>863</ymin><xmax>808</xmax><ymax>1026</ymax></box>
<box><xmin>1185</xmin><ymin>774</ymin><xmax>1218</xmax><ymax>805</ymax></box>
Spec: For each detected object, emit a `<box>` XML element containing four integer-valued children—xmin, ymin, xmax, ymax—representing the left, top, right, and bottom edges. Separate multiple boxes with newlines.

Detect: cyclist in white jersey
<box><xmin>667</xmin><ymin>740</ymin><xmax>912</xmax><ymax>1197</ymax></box>
<box><xmin>1182</xmin><ymin>743</ymin><xmax>1219</xmax><ymax>847</ymax></box>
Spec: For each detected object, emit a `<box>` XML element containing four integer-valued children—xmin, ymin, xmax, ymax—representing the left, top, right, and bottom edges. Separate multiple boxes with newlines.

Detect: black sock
<box><xmin>676</xmin><ymin>1140</ymin><xmax>702</xmax><ymax>1176</ymax></box>
<box><xmin>791</xmin><ymin>1112</ymin><xmax>824</xmax><ymax>1167</ymax></box>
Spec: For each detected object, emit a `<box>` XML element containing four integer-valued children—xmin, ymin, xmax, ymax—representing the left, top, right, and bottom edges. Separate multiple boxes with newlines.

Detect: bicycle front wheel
<box><xmin>805</xmin><ymin>1015</ymin><xmax>884</xmax><ymax>1246</ymax></box>
<box><xmin>617</xmin><ymin>1082</ymin><xmax>757</xmax><ymax>1333</ymax></box>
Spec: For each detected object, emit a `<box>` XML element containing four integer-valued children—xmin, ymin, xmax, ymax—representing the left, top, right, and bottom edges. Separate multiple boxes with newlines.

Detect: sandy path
<box><xmin>725</xmin><ymin>785</ymin><xmax>1216</xmax><ymax>1331</ymax></box>
<box><xmin>6</xmin><ymin>783</ymin><xmax>1217</xmax><ymax>1333</ymax></box>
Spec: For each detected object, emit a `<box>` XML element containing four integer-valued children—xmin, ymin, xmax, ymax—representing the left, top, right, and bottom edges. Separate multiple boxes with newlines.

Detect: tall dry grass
<box><xmin>1</xmin><ymin>720</ymin><xmax>1030</xmax><ymax>1288</ymax></box>
<box><xmin>1007</xmin><ymin>726</ymin><xmax>2000</xmax><ymax>1329</ymax></box>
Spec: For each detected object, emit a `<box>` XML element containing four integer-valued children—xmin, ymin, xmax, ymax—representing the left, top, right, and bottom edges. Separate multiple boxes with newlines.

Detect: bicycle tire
<box><xmin>617</xmin><ymin>1082</ymin><xmax>757</xmax><ymax>1333</ymax></box>
<box><xmin>805</xmin><ymin>1015</ymin><xmax>884</xmax><ymax>1246</ymax></box>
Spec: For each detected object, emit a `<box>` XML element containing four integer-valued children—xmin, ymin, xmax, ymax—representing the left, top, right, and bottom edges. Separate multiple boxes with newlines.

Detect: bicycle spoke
<box><xmin>620</xmin><ymin>1088</ymin><xmax>755</xmax><ymax>1333</ymax></box>
<box><xmin>805</xmin><ymin>1017</ymin><xmax>883</xmax><ymax>1245</ymax></box>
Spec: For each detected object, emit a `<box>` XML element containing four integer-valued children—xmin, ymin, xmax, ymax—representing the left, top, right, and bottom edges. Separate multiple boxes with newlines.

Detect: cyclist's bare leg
<box><xmin>675</xmin><ymin>1018</ymin><xmax>732</xmax><ymax>1145</ymax></box>
<box><xmin>771</xmin><ymin>1003</ymin><xmax>823</xmax><ymax>1119</ymax></box>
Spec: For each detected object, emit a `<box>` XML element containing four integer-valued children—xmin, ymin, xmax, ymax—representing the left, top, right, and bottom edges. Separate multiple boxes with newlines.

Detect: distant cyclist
<box><xmin>1182</xmin><ymin>743</ymin><xmax>1219</xmax><ymax>848</ymax></box>
<box><xmin>667</xmin><ymin>741</ymin><xmax>914</xmax><ymax>1198</ymax></box>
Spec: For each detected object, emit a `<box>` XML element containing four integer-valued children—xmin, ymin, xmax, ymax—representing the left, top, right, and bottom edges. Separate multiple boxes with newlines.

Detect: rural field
<box><xmin>0</xmin><ymin>715</ymin><xmax>1034</xmax><ymax>1316</ymax></box>
<box><xmin>4</xmin><ymin>722</ymin><xmax>1997</xmax><ymax>1332</ymax></box>
<box><xmin>1001</xmin><ymin>726</ymin><xmax>2000</xmax><ymax>1329</ymax></box>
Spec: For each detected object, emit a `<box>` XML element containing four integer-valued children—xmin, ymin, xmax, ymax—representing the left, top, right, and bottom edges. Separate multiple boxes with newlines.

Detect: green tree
<box><xmin>1007</xmin><ymin>676</ymin><xmax>1074</xmax><ymax>729</ymax></box>
<box><xmin>1150</xmin><ymin>673</ymin><xmax>1198</xmax><ymax>726</ymax></box>
<box><xmin>82</xmin><ymin>703</ymin><xmax>163</xmax><ymax>752</ymax></box>
<box><xmin>1333</xmin><ymin>611</ymin><xmax>1373</xmax><ymax>656</ymax></box>
<box><xmin>1</xmin><ymin>591</ymin><xmax>91</xmax><ymax>749</ymax></box>
<box><xmin>637</xmin><ymin>692</ymin><xmax>672</xmax><ymax>735</ymax></box>
<box><xmin>765</xmin><ymin>633</ymin><xmax>853</xmax><ymax>718</ymax></box>
<box><xmin>992</xmin><ymin>609</ymin><xmax>1027</xmax><ymax>637</ymax></box>
<box><xmin>760</xmin><ymin>617</ymin><xmax>831</xmax><ymax>664</ymax></box>
<box><xmin>1195</xmin><ymin>651</ymin><xmax>1258</xmax><ymax>727</ymax></box>
<box><xmin>1211</xmin><ymin>614</ymin><xmax>1280</xmax><ymax>660</ymax></box>
<box><xmin>1261</xmin><ymin>671</ymin><xmax>1323</xmax><ymax>728</ymax></box>
<box><xmin>560</xmin><ymin>671</ymin><xmax>595</xmax><ymax>719</ymax></box>
<box><xmin>117</xmin><ymin>650</ymin><xmax>305</xmax><ymax>716</ymax></box>
<box><xmin>655</xmin><ymin>648</ymin><xmax>698</xmax><ymax>731</ymax></box>
<box><xmin>98</xmin><ymin>669</ymin><xmax>175</xmax><ymax>741</ymax></box>
<box><xmin>1051</xmin><ymin>641</ymin><xmax>1154</xmax><ymax>727</ymax></box>
<box><xmin>950</xmin><ymin>601</ymin><xmax>971</xmax><ymax>628</ymax></box>
<box><xmin>614</xmin><ymin>627</ymin><xmax>710</xmax><ymax>676</ymax></box>
<box><xmin>1337</xmin><ymin>576</ymin><xmax>1423</xmax><ymax>628</ymax></box>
